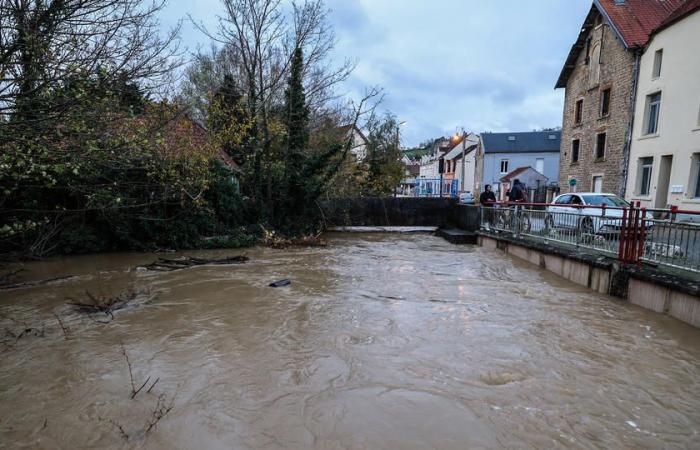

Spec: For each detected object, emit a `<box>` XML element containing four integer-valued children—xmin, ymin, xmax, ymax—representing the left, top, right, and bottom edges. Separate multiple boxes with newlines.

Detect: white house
<box><xmin>338</xmin><ymin>124</ymin><xmax>369</xmax><ymax>162</ymax></box>
<box><xmin>443</xmin><ymin>133</ymin><xmax>480</xmax><ymax>194</ymax></box>
<box><xmin>624</xmin><ymin>2</ymin><xmax>700</xmax><ymax>210</ymax></box>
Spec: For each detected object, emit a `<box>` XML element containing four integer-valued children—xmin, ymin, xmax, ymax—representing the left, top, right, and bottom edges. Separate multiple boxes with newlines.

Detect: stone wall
<box><xmin>559</xmin><ymin>12</ymin><xmax>636</xmax><ymax>196</ymax></box>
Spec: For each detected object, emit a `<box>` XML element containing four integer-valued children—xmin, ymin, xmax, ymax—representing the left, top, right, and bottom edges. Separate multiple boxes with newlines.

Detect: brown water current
<box><xmin>1</xmin><ymin>233</ymin><xmax>699</xmax><ymax>449</ymax></box>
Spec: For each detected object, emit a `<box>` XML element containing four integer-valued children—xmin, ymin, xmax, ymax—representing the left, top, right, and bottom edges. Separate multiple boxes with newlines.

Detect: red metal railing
<box><xmin>480</xmin><ymin>201</ymin><xmax>700</xmax><ymax>272</ymax></box>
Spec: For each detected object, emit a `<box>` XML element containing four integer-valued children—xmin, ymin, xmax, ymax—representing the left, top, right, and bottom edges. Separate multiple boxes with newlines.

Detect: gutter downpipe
<box><xmin>620</xmin><ymin>50</ymin><xmax>641</xmax><ymax>199</ymax></box>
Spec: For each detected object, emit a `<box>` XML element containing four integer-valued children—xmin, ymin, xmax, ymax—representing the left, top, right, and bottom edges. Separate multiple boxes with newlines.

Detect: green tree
<box><xmin>280</xmin><ymin>47</ymin><xmax>310</xmax><ymax>223</ymax></box>
<box><xmin>361</xmin><ymin>114</ymin><xmax>404</xmax><ymax>196</ymax></box>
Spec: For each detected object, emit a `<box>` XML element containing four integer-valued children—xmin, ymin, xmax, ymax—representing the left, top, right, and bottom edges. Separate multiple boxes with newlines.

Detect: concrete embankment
<box><xmin>478</xmin><ymin>233</ymin><xmax>700</xmax><ymax>329</ymax></box>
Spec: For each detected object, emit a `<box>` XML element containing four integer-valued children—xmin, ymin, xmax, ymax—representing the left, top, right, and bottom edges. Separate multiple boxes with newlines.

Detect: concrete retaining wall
<box><xmin>319</xmin><ymin>198</ymin><xmax>461</xmax><ymax>228</ymax></box>
<box><xmin>479</xmin><ymin>234</ymin><xmax>700</xmax><ymax>329</ymax></box>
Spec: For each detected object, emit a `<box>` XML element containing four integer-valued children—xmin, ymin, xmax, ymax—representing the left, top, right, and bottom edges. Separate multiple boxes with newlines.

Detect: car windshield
<box><xmin>581</xmin><ymin>195</ymin><xmax>629</xmax><ymax>207</ymax></box>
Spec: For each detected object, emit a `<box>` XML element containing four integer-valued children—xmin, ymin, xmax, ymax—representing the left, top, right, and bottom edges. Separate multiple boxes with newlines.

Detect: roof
<box><xmin>500</xmin><ymin>166</ymin><xmax>545</xmax><ymax>182</ymax></box>
<box><xmin>555</xmin><ymin>0</ymin><xmax>685</xmax><ymax>88</ymax></box>
<box><xmin>653</xmin><ymin>0</ymin><xmax>700</xmax><ymax>34</ymax></box>
<box><xmin>444</xmin><ymin>142</ymin><xmax>478</xmax><ymax>161</ymax></box>
<box><xmin>338</xmin><ymin>124</ymin><xmax>368</xmax><ymax>145</ymax></box>
<box><xmin>481</xmin><ymin>131</ymin><xmax>561</xmax><ymax>154</ymax></box>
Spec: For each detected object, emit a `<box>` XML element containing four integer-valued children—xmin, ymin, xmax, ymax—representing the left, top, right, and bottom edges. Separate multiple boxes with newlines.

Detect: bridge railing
<box><xmin>480</xmin><ymin>202</ymin><xmax>700</xmax><ymax>274</ymax></box>
<box><xmin>414</xmin><ymin>178</ymin><xmax>460</xmax><ymax>198</ymax></box>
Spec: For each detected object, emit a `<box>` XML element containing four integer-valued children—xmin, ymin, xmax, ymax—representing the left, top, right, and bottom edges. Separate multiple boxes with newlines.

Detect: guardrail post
<box><xmin>619</xmin><ymin>207</ymin><xmax>628</xmax><ymax>262</ymax></box>
<box><xmin>637</xmin><ymin>207</ymin><xmax>647</xmax><ymax>266</ymax></box>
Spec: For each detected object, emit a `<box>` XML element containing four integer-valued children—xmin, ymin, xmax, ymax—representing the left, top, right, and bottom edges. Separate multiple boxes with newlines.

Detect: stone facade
<box><xmin>559</xmin><ymin>10</ymin><xmax>636</xmax><ymax>196</ymax></box>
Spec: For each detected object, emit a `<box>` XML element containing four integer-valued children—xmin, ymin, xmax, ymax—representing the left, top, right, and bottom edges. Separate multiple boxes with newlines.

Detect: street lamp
<box><xmin>395</xmin><ymin>121</ymin><xmax>407</xmax><ymax>196</ymax></box>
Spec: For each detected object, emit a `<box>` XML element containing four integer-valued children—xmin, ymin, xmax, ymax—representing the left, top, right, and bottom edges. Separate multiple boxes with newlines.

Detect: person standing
<box><xmin>479</xmin><ymin>184</ymin><xmax>497</xmax><ymax>205</ymax></box>
<box><xmin>507</xmin><ymin>179</ymin><xmax>526</xmax><ymax>203</ymax></box>
<box><xmin>480</xmin><ymin>184</ymin><xmax>497</xmax><ymax>228</ymax></box>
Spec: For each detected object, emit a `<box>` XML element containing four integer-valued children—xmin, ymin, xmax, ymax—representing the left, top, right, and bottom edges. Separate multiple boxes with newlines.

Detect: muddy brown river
<box><xmin>1</xmin><ymin>233</ymin><xmax>699</xmax><ymax>449</ymax></box>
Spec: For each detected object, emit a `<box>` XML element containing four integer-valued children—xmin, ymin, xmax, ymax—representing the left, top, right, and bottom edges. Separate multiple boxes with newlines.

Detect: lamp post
<box><xmin>395</xmin><ymin>120</ymin><xmax>406</xmax><ymax>196</ymax></box>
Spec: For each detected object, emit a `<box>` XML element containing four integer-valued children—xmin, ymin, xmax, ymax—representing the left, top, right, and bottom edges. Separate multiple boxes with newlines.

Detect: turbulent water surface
<box><xmin>1</xmin><ymin>233</ymin><xmax>699</xmax><ymax>449</ymax></box>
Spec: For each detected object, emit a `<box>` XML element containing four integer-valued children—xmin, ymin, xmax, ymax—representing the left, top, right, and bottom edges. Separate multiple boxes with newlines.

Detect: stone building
<box><xmin>556</xmin><ymin>0</ymin><xmax>685</xmax><ymax>196</ymax></box>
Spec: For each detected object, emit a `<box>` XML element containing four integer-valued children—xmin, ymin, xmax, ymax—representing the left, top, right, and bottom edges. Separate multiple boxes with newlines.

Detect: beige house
<box><xmin>625</xmin><ymin>2</ymin><xmax>700</xmax><ymax>210</ymax></box>
<box><xmin>556</xmin><ymin>0</ymin><xmax>687</xmax><ymax>197</ymax></box>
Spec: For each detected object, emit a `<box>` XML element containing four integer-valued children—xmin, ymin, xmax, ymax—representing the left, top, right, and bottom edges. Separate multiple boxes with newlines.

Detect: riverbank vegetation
<box><xmin>0</xmin><ymin>0</ymin><xmax>402</xmax><ymax>259</ymax></box>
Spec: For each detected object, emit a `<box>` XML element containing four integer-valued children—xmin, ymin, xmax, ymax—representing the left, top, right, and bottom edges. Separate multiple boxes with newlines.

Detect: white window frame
<box><xmin>652</xmin><ymin>49</ymin><xmax>663</xmax><ymax>79</ymax></box>
<box><xmin>644</xmin><ymin>92</ymin><xmax>662</xmax><ymax>136</ymax></box>
<box><xmin>690</xmin><ymin>154</ymin><xmax>700</xmax><ymax>199</ymax></box>
<box><xmin>499</xmin><ymin>159</ymin><xmax>509</xmax><ymax>174</ymax></box>
<box><xmin>592</xmin><ymin>175</ymin><xmax>603</xmax><ymax>193</ymax></box>
<box><xmin>638</xmin><ymin>157</ymin><xmax>653</xmax><ymax>196</ymax></box>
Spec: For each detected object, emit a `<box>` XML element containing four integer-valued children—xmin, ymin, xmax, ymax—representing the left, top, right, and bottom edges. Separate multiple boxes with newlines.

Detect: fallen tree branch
<box><xmin>141</xmin><ymin>255</ymin><xmax>248</xmax><ymax>272</ymax></box>
<box><xmin>53</xmin><ymin>313</ymin><xmax>70</xmax><ymax>339</ymax></box>
<box><xmin>0</xmin><ymin>275</ymin><xmax>76</xmax><ymax>291</ymax></box>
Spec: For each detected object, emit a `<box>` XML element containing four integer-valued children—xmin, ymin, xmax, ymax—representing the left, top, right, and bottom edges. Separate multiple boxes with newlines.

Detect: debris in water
<box><xmin>269</xmin><ymin>279</ymin><xmax>291</xmax><ymax>288</ymax></box>
<box><xmin>141</xmin><ymin>255</ymin><xmax>248</xmax><ymax>272</ymax></box>
<box><xmin>67</xmin><ymin>288</ymin><xmax>146</xmax><ymax>320</ymax></box>
<box><xmin>0</xmin><ymin>275</ymin><xmax>77</xmax><ymax>291</ymax></box>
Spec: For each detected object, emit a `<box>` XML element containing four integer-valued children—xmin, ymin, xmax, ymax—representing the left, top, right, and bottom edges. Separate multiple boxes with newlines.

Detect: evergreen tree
<box><xmin>280</xmin><ymin>47</ymin><xmax>310</xmax><ymax>222</ymax></box>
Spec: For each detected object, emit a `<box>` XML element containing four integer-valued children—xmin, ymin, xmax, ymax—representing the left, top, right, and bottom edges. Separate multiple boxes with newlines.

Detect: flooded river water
<box><xmin>1</xmin><ymin>233</ymin><xmax>699</xmax><ymax>449</ymax></box>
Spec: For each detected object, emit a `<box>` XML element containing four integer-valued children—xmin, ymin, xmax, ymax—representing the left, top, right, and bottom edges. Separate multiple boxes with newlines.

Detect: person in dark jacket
<box><xmin>479</xmin><ymin>185</ymin><xmax>497</xmax><ymax>205</ymax></box>
<box><xmin>480</xmin><ymin>184</ymin><xmax>497</xmax><ymax>228</ymax></box>
<box><xmin>507</xmin><ymin>179</ymin><xmax>526</xmax><ymax>203</ymax></box>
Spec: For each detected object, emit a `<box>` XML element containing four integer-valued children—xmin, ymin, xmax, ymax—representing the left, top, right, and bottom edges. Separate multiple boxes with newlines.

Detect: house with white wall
<box><xmin>476</xmin><ymin>131</ymin><xmax>561</xmax><ymax>198</ymax></box>
<box><xmin>624</xmin><ymin>1</ymin><xmax>700</xmax><ymax>210</ymax></box>
<box><xmin>443</xmin><ymin>133</ymin><xmax>480</xmax><ymax>194</ymax></box>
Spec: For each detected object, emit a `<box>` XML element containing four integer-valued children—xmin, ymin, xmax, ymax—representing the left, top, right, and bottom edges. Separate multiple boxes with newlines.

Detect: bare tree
<box><xmin>0</xmin><ymin>0</ymin><xmax>181</xmax><ymax>124</ymax></box>
<box><xmin>188</xmin><ymin>0</ymin><xmax>353</xmax><ymax>202</ymax></box>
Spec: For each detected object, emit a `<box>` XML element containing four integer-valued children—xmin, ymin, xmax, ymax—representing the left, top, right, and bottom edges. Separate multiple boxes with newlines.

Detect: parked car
<box><xmin>546</xmin><ymin>193</ymin><xmax>653</xmax><ymax>235</ymax></box>
<box><xmin>459</xmin><ymin>192</ymin><xmax>475</xmax><ymax>205</ymax></box>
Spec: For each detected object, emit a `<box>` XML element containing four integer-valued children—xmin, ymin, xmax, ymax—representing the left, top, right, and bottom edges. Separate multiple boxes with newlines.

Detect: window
<box><xmin>652</xmin><ymin>49</ymin><xmax>663</xmax><ymax>78</ymax></box>
<box><xmin>589</xmin><ymin>44</ymin><xmax>601</xmax><ymax>87</ymax></box>
<box><xmin>638</xmin><ymin>157</ymin><xmax>653</xmax><ymax>196</ymax></box>
<box><xmin>500</xmin><ymin>159</ymin><xmax>509</xmax><ymax>174</ymax></box>
<box><xmin>644</xmin><ymin>92</ymin><xmax>662</xmax><ymax>135</ymax></box>
<box><xmin>600</xmin><ymin>88</ymin><xmax>611</xmax><ymax>117</ymax></box>
<box><xmin>584</xmin><ymin>37</ymin><xmax>592</xmax><ymax>64</ymax></box>
<box><xmin>581</xmin><ymin>195</ymin><xmax>629</xmax><ymax>207</ymax></box>
<box><xmin>595</xmin><ymin>133</ymin><xmax>606</xmax><ymax>160</ymax></box>
<box><xmin>536</xmin><ymin>158</ymin><xmax>544</xmax><ymax>174</ymax></box>
<box><xmin>692</xmin><ymin>154</ymin><xmax>700</xmax><ymax>198</ymax></box>
<box><xmin>555</xmin><ymin>195</ymin><xmax>572</xmax><ymax>205</ymax></box>
<box><xmin>571</xmin><ymin>139</ymin><xmax>580</xmax><ymax>163</ymax></box>
<box><xmin>592</xmin><ymin>176</ymin><xmax>603</xmax><ymax>193</ymax></box>
<box><xmin>575</xmin><ymin>99</ymin><xmax>583</xmax><ymax>125</ymax></box>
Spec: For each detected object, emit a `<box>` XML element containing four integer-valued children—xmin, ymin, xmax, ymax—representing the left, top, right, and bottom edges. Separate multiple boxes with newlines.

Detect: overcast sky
<box><xmin>160</xmin><ymin>0</ymin><xmax>591</xmax><ymax>147</ymax></box>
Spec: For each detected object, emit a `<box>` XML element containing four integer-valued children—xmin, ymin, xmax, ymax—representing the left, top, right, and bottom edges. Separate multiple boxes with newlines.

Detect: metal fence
<box><xmin>414</xmin><ymin>178</ymin><xmax>460</xmax><ymax>198</ymax></box>
<box><xmin>480</xmin><ymin>203</ymin><xmax>700</xmax><ymax>274</ymax></box>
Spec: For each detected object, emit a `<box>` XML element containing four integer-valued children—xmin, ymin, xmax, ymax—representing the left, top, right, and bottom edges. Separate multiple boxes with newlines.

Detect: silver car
<box><xmin>546</xmin><ymin>193</ymin><xmax>653</xmax><ymax>235</ymax></box>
